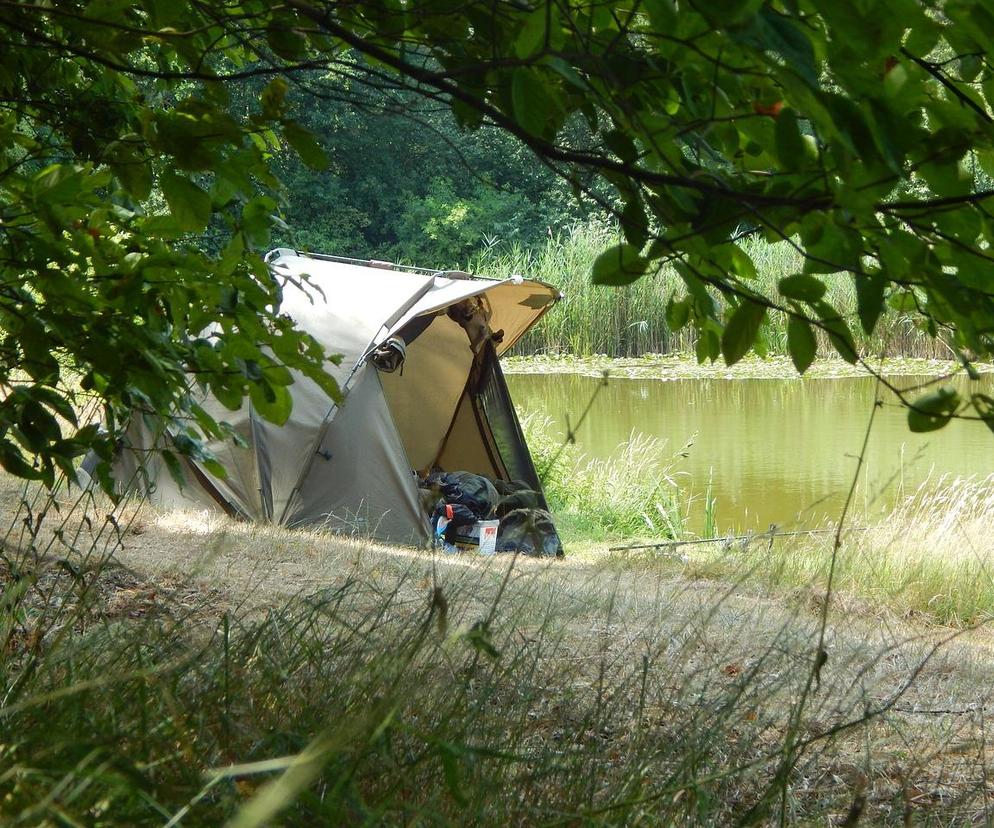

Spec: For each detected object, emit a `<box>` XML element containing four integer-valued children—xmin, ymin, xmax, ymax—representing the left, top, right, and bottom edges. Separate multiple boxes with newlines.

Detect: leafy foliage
<box><xmin>0</xmin><ymin>4</ymin><xmax>342</xmax><ymax>486</ymax></box>
<box><xmin>271</xmin><ymin>85</ymin><xmax>587</xmax><ymax>265</ymax></box>
<box><xmin>265</xmin><ymin>0</ymin><xmax>994</xmax><ymax>430</ymax></box>
<box><xmin>6</xmin><ymin>0</ymin><xmax>994</xmax><ymax>483</ymax></box>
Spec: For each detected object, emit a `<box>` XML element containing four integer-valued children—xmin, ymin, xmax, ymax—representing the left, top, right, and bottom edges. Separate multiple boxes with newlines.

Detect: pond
<box><xmin>507</xmin><ymin>371</ymin><xmax>994</xmax><ymax>533</ymax></box>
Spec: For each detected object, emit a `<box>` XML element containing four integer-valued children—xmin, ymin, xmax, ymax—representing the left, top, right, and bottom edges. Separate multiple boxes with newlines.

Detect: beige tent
<box><xmin>112</xmin><ymin>249</ymin><xmax>560</xmax><ymax>544</ymax></box>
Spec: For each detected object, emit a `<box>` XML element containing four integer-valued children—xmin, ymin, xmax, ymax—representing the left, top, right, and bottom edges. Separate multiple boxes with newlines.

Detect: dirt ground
<box><xmin>32</xmin><ymin>490</ymin><xmax>994</xmax><ymax>720</ymax></box>
<box><xmin>7</xmin><ymin>477</ymin><xmax>994</xmax><ymax>817</ymax></box>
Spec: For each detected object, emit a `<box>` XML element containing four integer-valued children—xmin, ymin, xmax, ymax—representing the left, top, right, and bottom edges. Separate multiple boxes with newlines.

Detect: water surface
<box><xmin>507</xmin><ymin>372</ymin><xmax>994</xmax><ymax>532</ymax></box>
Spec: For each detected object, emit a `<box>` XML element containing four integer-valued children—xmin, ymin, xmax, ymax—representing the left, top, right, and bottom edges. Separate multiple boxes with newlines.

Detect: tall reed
<box><xmin>472</xmin><ymin>225</ymin><xmax>946</xmax><ymax>360</ymax></box>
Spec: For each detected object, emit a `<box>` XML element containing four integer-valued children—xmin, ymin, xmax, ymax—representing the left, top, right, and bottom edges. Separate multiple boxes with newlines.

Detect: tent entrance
<box><xmin>378</xmin><ymin>306</ymin><xmax>547</xmax><ymax>505</ymax></box>
<box><xmin>434</xmin><ymin>344</ymin><xmax>547</xmax><ymax>506</ymax></box>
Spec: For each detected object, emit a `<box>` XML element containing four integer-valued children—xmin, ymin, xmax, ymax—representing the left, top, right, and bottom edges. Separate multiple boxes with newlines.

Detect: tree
<box><xmin>2</xmin><ymin>0</ymin><xmax>994</xmax><ymax>486</ymax></box>
<box><xmin>272</xmin><ymin>79</ymin><xmax>589</xmax><ymax>264</ymax></box>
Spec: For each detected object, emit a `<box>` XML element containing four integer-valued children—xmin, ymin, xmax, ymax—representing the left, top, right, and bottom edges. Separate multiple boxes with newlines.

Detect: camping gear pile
<box><xmin>104</xmin><ymin>250</ymin><xmax>565</xmax><ymax>556</ymax></box>
<box><xmin>421</xmin><ymin>471</ymin><xmax>563</xmax><ymax>557</ymax></box>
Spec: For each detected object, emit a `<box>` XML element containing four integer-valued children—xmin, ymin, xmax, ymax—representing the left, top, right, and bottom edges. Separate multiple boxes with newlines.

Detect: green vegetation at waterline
<box><xmin>525</xmin><ymin>415</ymin><xmax>691</xmax><ymax>541</ymax></box>
<box><xmin>665</xmin><ymin>475</ymin><xmax>994</xmax><ymax>629</ymax></box>
<box><xmin>504</xmin><ymin>353</ymin><xmax>992</xmax><ymax>381</ymax></box>
<box><xmin>474</xmin><ymin>225</ymin><xmax>950</xmax><ymax>361</ymax></box>
<box><xmin>527</xmin><ymin>415</ymin><xmax>994</xmax><ymax>627</ymax></box>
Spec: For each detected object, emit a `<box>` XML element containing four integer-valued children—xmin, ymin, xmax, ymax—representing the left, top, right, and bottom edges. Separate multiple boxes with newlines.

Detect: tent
<box><xmin>111</xmin><ymin>249</ymin><xmax>561</xmax><ymax>544</ymax></box>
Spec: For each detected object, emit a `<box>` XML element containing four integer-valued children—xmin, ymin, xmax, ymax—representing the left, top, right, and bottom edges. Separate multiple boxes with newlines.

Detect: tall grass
<box><xmin>671</xmin><ymin>474</ymin><xmax>994</xmax><ymax>627</ymax></box>
<box><xmin>524</xmin><ymin>413</ymin><xmax>690</xmax><ymax>540</ymax></box>
<box><xmin>472</xmin><ymin>224</ymin><xmax>947</xmax><ymax>359</ymax></box>
<box><xmin>2</xmin><ymin>477</ymin><xmax>992</xmax><ymax>824</ymax></box>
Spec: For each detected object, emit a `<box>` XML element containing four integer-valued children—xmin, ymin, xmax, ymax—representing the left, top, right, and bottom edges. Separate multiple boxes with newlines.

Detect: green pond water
<box><xmin>507</xmin><ymin>372</ymin><xmax>994</xmax><ymax>533</ymax></box>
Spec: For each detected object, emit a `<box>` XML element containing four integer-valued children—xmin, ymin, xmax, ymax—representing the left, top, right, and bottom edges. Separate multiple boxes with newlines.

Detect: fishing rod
<box><xmin>608</xmin><ymin>525</ymin><xmax>868</xmax><ymax>553</ymax></box>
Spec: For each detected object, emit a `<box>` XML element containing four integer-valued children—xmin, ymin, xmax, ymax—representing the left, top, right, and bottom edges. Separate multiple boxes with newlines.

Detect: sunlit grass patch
<box><xmin>672</xmin><ymin>475</ymin><xmax>994</xmax><ymax>627</ymax></box>
<box><xmin>523</xmin><ymin>414</ymin><xmax>690</xmax><ymax>541</ymax></box>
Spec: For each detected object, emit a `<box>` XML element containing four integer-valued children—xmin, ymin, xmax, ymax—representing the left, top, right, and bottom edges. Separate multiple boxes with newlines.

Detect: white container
<box><xmin>477</xmin><ymin>520</ymin><xmax>499</xmax><ymax>555</ymax></box>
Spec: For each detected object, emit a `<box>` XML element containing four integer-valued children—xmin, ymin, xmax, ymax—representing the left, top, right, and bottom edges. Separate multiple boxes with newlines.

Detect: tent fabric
<box><xmin>111</xmin><ymin>249</ymin><xmax>560</xmax><ymax>542</ymax></box>
<box><xmin>285</xmin><ymin>366</ymin><xmax>429</xmax><ymax>541</ymax></box>
<box><xmin>378</xmin><ymin>313</ymin><xmax>477</xmax><ymax>472</ymax></box>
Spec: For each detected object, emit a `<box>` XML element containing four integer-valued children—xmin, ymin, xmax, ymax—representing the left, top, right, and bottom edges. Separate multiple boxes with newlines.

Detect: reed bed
<box><xmin>472</xmin><ymin>225</ymin><xmax>947</xmax><ymax>360</ymax></box>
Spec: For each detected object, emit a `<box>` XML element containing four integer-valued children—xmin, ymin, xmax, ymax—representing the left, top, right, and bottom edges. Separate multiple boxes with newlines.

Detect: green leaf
<box><xmin>854</xmin><ymin>270</ymin><xmax>886</xmax><ymax>335</ymax></box>
<box><xmin>250</xmin><ymin>381</ymin><xmax>292</xmax><ymax>425</ymax></box>
<box><xmin>282</xmin><ymin>121</ymin><xmax>329</xmax><ymax>171</ymax></box>
<box><xmin>729</xmin><ymin>247</ymin><xmax>758</xmax><ymax>281</ymax></box>
<box><xmin>160</xmin><ymin>449</ymin><xmax>187</xmax><ymax>488</ymax></box>
<box><xmin>105</xmin><ymin>137</ymin><xmax>152</xmax><ymax>200</ymax></box>
<box><xmin>267</xmin><ymin>24</ymin><xmax>306</xmax><ymax>60</ymax></box>
<box><xmin>696</xmin><ymin>327</ymin><xmax>720</xmax><ymax>363</ymax></box>
<box><xmin>908</xmin><ymin>388</ymin><xmax>960</xmax><ymax>433</ymax></box>
<box><xmin>778</xmin><ymin>274</ymin><xmax>826</xmax><ymax>302</ymax></box>
<box><xmin>201</xmin><ymin>456</ymin><xmax>229</xmax><ymax>479</ymax></box>
<box><xmin>605</xmin><ymin>130</ymin><xmax>639</xmax><ymax>164</ymax></box>
<box><xmin>802</xmin><ymin>224</ymin><xmax>863</xmax><ymax>274</ymax></box>
<box><xmin>887</xmin><ymin>291</ymin><xmax>918</xmax><ymax>312</ymax></box>
<box><xmin>511</xmin><ymin>69</ymin><xmax>561</xmax><ymax>138</ymax></box>
<box><xmin>160</xmin><ymin>171</ymin><xmax>212</xmax><ymax>232</ymax></box>
<box><xmin>774</xmin><ymin>108</ymin><xmax>806</xmax><ymax>170</ymax></box>
<box><xmin>720</xmin><ymin>299</ymin><xmax>766</xmax><ymax>365</ymax></box>
<box><xmin>620</xmin><ymin>197</ymin><xmax>648</xmax><ymax>247</ymax></box>
<box><xmin>591</xmin><ymin>243</ymin><xmax>648</xmax><ymax>286</ymax></box>
<box><xmin>241</xmin><ymin>196</ymin><xmax>277</xmax><ymax>248</ymax></box>
<box><xmin>813</xmin><ymin>300</ymin><xmax>858</xmax><ymax>364</ymax></box>
<box><xmin>515</xmin><ymin>7</ymin><xmax>548</xmax><ymax>58</ymax></box>
<box><xmin>260</xmin><ymin>77</ymin><xmax>289</xmax><ymax>119</ymax></box>
<box><xmin>787</xmin><ymin>315</ymin><xmax>817</xmax><ymax>373</ymax></box>
<box><xmin>919</xmin><ymin>158</ymin><xmax>972</xmax><ymax>197</ymax></box>
<box><xmin>0</xmin><ymin>440</ymin><xmax>41</xmax><ymax>480</ymax></box>
<box><xmin>665</xmin><ymin>295</ymin><xmax>691</xmax><ymax>331</ymax></box>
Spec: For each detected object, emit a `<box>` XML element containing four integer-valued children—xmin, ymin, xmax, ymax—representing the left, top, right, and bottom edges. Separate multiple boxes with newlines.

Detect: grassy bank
<box><xmin>472</xmin><ymin>224</ymin><xmax>948</xmax><ymax>360</ymax></box>
<box><xmin>4</xmin><ymin>480</ymin><xmax>994</xmax><ymax>825</ymax></box>
<box><xmin>525</xmin><ymin>414</ymin><xmax>691</xmax><ymax>541</ymax></box>
<box><xmin>669</xmin><ymin>475</ymin><xmax>994</xmax><ymax>628</ymax></box>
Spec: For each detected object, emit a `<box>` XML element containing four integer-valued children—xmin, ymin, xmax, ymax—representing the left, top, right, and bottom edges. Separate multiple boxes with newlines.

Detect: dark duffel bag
<box><xmin>493</xmin><ymin>478</ymin><xmax>541</xmax><ymax>516</ymax></box>
<box><xmin>425</xmin><ymin>471</ymin><xmax>499</xmax><ymax>521</ymax></box>
<box><xmin>495</xmin><ymin>508</ymin><xmax>564</xmax><ymax>557</ymax></box>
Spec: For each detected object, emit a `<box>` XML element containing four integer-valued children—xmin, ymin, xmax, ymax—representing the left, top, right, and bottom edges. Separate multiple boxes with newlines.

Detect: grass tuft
<box><xmin>524</xmin><ymin>414</ymin><xmax>690</xmax><ymax>541</ymax></box>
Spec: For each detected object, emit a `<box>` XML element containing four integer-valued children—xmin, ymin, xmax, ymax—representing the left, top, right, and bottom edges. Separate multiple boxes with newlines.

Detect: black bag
<box><xmin>425</xmin><ymin>471</ymin><xmax>499</xmax><ymax>525</ymax></box>
<box><xmin>493</xmin><ymin>478</ymin><xmax>541</xmax><ymax>517</ymax></box>
<box><xmin>495</xmin><ymin>508</ymin><xmax>564</xmax><ymax>557</ymax></box>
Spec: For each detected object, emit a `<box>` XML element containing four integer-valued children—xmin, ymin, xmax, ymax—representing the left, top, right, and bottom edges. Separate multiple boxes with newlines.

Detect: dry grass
<box><xmin>660</xmin><ymin>475</ymin><xmax>994</xmax><ymax>628</ymax></box>
<box><xmin>3</xmin><ymin>461</ymin><xmax>994</xmax><ymax>824</ymax></box>
<box><xmin>3</xmin><ymin>471</ymin><xmax>994</xmax><ymax>823</ymax></box>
